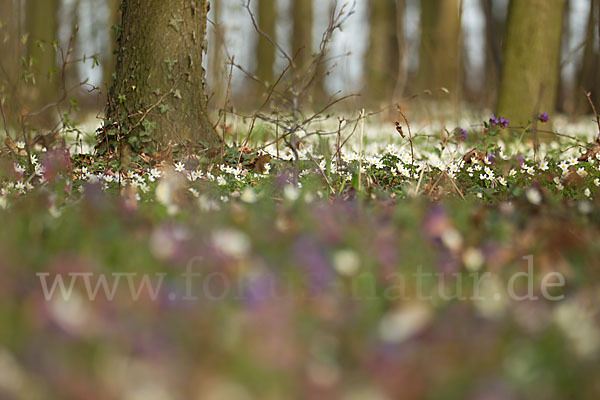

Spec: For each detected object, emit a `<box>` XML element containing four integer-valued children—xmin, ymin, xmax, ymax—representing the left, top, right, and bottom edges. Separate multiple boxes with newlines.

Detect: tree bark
<box><xmin>292</xmin><ymin>0</ymin><xmax>313</xmax><ymax>72</ymax></box>
<box><xmin>256</xmin><ymin>0</ymin><xmax>277</xmax><ymax>85</ymax></box>
<box><xmin>103</xmin><ymin>0</ymin><xmax>122</xmax><ymax>89</ymax></box>
<box><xmin>208</xmin><ymin>0</ymin><xmax>225</xmax><ymax>106</ymax></box>
<box><xmin>497</xmin><ymin>0</ymin><xmax>566</xmax><ymax>126</ymax></box>
<box><xmin>104</xmin><ymin>0</ymin><xmax>220</xmax><ymax>153</ymax></box>
<box><xmin>480</xmin><ymin>0</ymin><xmax>506</xmax><ymax>107</ymax></box>
<box><xmin>25</xmin><ymin>0</ymin><xmax>60</xmax><ymax>114</ymax></box>
<box><xmin>574</xmin><ymin>0</ymin><xmax>597</xmax><ymax>115</ymax></box>
<box><xmin>417</xmin><ymin>0</ymin><xmax>461</xmax><ymax>100</ymax></box>
<box><xmin>0</xmin><ymin>0</ymin><xmax>21</xmax><ymax>130</ymax></box>
<box><xmin>365</xmin><ymin>0</ymin><xmax>400</xmax><ymax>107</ymax></box>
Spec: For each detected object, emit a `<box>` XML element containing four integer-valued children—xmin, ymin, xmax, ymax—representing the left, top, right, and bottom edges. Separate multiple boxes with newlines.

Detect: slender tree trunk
<box><xmin>497</xmin><ymin>0</ymin><xmax>566</xmax><ymax>126</ymax></box>
<box><xmin>313</xmin><ymin>1</ymin><xmax>335</xmax><ymax>106</ymax></box>
<box><xmin>25</xmin><ymin>0</ymin><xmax>60</xmax><ymax>115</ymax></box>
<box><xmin>103</xmin><ymin>0</ymin><xmax>220</xmax><ymax>153</ymax></box>
<box><xmin>292</xmin><ymin>0</ymin><xmax>313</xmax><ymax>72</ymax></box>
<box><xmin>256</xmin><ymin>0</ymin><xmax>276</xmax><ymax>85</ymax></box>
<box><xmin>417</xmin><ymin>0</ymin><xmax>461</xmax><ymax>100</ymax></box>
<box><xmin>365</xmin><ymin>0</ymin><xmax>399</xmax><ymax>107</ymax></box>
<box><xmin>556</xmin><ymin>0</ymin><xmax>571</xmax><ymax>113</ymax></box>
<box><xmin>0</xmin><ymin>0</ymin><xmax>21</xmax><ymax>130</ymax></box>
<box><xmin>208</xmin><ymin>0</ymin><xmax>225</xmax><ymax>107</ymax></box>
<box><xmin>103</xmin><ymin>0</ymin><xmax>122</xmax><ymax>89</ymax></box>
<box><xmin>394</xmin><ymin>0</ymin><xmax>407</xmax><ymax>102</ymax></box>
<box><xmin>480</xmin><ymin>0</ymin><xmax>505</xmax><ymax>107</ymax></box>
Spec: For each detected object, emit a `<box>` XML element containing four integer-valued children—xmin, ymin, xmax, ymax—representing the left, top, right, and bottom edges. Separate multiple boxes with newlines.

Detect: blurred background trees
<box><xmin>497</xmin><ymin>0</ymin><xmax>566</xmax><ymax>126</ymax></box>
<box><xmin>1</xmin><ymin>0</ymin><xmax>599</xmax><ymax>126</ymax></box>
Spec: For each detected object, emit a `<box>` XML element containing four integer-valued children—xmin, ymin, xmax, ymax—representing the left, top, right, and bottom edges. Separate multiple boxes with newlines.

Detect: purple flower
<box><xmin>499</xmin><ymin>117</ymin><xmax>510</xmax><ymax>128</ymax></box>
<box><xmin>460</xmin><ymin>129</ymin><xmax>467</xmax><ymax>141</ymax></box>
<box><xmin>489</xmin><ymin>114</ymin><xmax>498</xmax><ymax>126</ymax></box>
<box><xmin>538</xmin><ymin>112</ymin><xmax>549</xmax><ymax>123</ymax></box>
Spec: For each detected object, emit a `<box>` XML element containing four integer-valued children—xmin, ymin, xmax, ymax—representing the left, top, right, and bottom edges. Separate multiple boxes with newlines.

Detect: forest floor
<box><xmin>1</xmin><ymin>113</ymin><xmax>600</xmax><ymax>398</ymax></box>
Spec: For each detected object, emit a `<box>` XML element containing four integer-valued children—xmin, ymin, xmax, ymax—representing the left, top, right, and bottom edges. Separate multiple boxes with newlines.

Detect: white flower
<box><xmin>584</xmin><ymin>188</ymin><xmax>592</xmax><ymax>198</ymax></box>
<box><xmin>0</xmin><ymin>197</ymin><xmax>7</xmax><ymax>209</ymax></box>
<box><xmin>558</xmin><ymin>161</ymin><xmax>569</xmax><ymax>171</ymax></box>
<box><xmin>30</xmin><ymin>154</ymin><xmax>38</xmax><ymax>164</ymax></box>
<box><xmin>240</xmin><ymin>187</ymin><xmax>257</xmax><ymax>203</ymax></box>
<box><xmin>576</xmin><ymin>167</ymin><xmax>588</xmax><ymax>178</ymax></box>
<box><xmin>539</xmin><ymin>160</ymin><xmax>549</xmax><ymax>171</ymax></box>
<box><xmin>15</xmin><ymin>181</ymin><xmax>26</xmax><ymax>193</ymax></box>
<box><xmin>498</xmin><ymin>176</ymin><xmax>507</xmax><ymax>186</ymax></box>
<box><xmin>174</xmin><ymin>162</ymin><xmax>185</xmax><ymax>172</ymax></box>
<box><xmin>568</xmin><ymin>157</ymin><xmax>578</xmax><ymax>166</ymax></box>
<box><xmin>212</xmin><ymin>229</ymin><xmax>250</xmax><ymax>258</ymax></box>
<box><xmin>594</xmin><ymin>178</ymin><xmax>600</xmax><ymax>187</ymax></box>
<box><xmin>217</xmin><ymin>176</ymin><xmax>226</xmax><ymax>186</ymax></box>
<box><xmin>189</xmin><ymin>188</ymin><xmax>200</xmax><ymax>198</ymax></box>
<box><xmin>34</xmin><ymin>164</ymin><xmax>45</xmax><ymax>176</ymax></box>
<box><xmin>283</xmin><ymin>185</ymin><xmax>299</xmax><ymax>201</ymax></box>
<box><xmin>263</xmin><ymin>163</ymin><xmax>271</xmax><ymax>174</ymax></box>
<box><xmin>150</xmin><ymin>168</ymin><xmax>162</xmax><ymax>180</ymax></box>
<box><xmin>379</xmin><ymin>304</ymin><xmax>432</xmax><ymax>344</ymax></box>
<box><xmin>526</xmin><ymin>188</ymin><xmax>542</xmax><ymax>205</ymax></box>
<box><xmin>14</xmin><ymin>163</ymin><xmax>25</xmax><ymax>174</ymax></box>
<box><xmin>104</xmin><ymin>174</ymin><xmax>114</xmax><ymax>183</ymax></box>
<box><xmin>463</xmin><ymin>247</ymin><xmax>484</xmax><ymax>271</ymax></box>
<box><xmin>15</xmin><ymin>141</ymin><xmax>25</xmax><ymax>150</ymax></box>
<box><xmin>333</xmin><ymin>249</ymin><xmax>361</xmax><ymax>276</ymax></box>
<box><xmin>509</xmin><ymin>169</ymin><xmax>517</xmax><ymax>177</ymax></box>
<box><xmin>318</xmin><ymin>159</ymin><xmax>326</xmax><ymax>172</ymax></box>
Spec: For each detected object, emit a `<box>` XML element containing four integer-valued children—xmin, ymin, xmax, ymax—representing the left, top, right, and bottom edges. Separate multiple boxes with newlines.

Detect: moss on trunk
<box><xmin>103</xmin><ymin>0</ymin><xmax>220</xmax><ymax>153</ymax></box>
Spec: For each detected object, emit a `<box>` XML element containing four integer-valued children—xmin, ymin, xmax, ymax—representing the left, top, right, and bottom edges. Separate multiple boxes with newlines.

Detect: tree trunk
<box><xmin>292</xmin><ymin>0</ymin><xmax>313</xmax><ymax>73</ymax></box>
<box><xmin>480</xmin><ymin>0</ymin><xmax>506</xmax><ymax>108</ymax></box>
<box><xmin>256</xmin><ymin>0</ymin><xmax>277</xmax><ymax>85</ymax></box>
<box><xmin>104</xmin><ymin>0</ymin><xmax>220</xmax><ymax>153</ymax></box>
<box><xmin>365</xmin><ymin>0</ymin><xmax>400</xmax><ymax>107</ymax></box>
<box><xmin>208</xmin><ymin>0</ymin><xmax>225</xmax><ymax>107</ymax></box>
<box><xmin>394</xmin><ymin>0</ymin><xmax>407</xmax><ymax>102</ymax></box>
<box><xmin>0</xmin><ymin>0</ymin><xmax>21</xmax><ymax>131</ymax></box>
<box><xmin>103</xmin><ymin>0</ymin><xmax>122</xmax><ymax>89</ymax></box>
<box><xmin>25</xmin><ymin>0</ymin><xmax>60</xmax><ymax>115</ymax></box>
<box><xmin>417</xmin><ymin>0</ymin><xmax>461</xmax><ymax>100</ymax></box>
<box><xmin>497</xmin><ymin>0</ymin><xmax>566</xmax><ymax>126</ymax></box>
<box><xmin>575</xmin><ymin>0</ymin><xmax>598</xmax><ymax>115</ymax></box>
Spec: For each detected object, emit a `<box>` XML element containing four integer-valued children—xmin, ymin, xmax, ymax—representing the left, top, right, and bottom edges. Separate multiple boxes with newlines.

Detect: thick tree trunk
<box><xmin>497</xmin><ymin>0</ymin><xmax>566</xmax><ymax>126</ymax></box>
<box><xmin>365</xmin><ymin>0</ymin><xmax>400</xmax><ymax>107</ymax></box>
<box><xmin>256</xmin><ymin>0</ymin><xmax>277</xmax><ymax>85</ymax></box>
<box><xmin>104</xmin><ymin>0</ymin><xmax>220</xmax><ymax>152</ymax></box>
<box><xmin>417</xmin><ymin>0</ymin><xmax>461</xmax><ymax>100</ymax></box>
<box><xmin>25</xmin><ymin>0</ymin><xmax>60</xmax><ymax>115</ymax></box>
<box><xmin>0</xmin><ymin>0</ymin><xmax>21</xmax><ymax>130</ymax></box>
<box><xmin>292</xmin><ymin>0</ymin><xmax>313</xmax><ymax>72</ymax></box>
